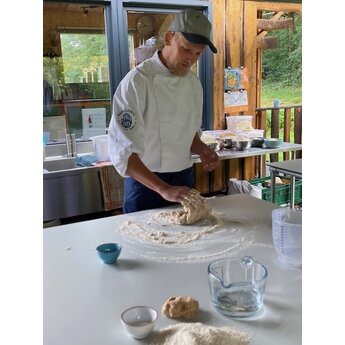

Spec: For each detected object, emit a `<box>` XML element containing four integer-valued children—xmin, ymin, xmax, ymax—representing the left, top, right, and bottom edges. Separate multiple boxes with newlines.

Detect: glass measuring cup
<box><xmin>272</xmin><ymin>208</ymin><xmax>302</xmax><ymax>268</ymax></box>
<box><xmin>208</xmin><ymin>256</ymin><xmax>268</xmax><ymax>317</ymax></box>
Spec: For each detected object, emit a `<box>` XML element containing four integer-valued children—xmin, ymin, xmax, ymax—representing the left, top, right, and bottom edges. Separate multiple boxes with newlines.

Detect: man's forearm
<box><xmin>125</xmin><ymin>153</ymin><xmax>170</xmax><ymax>194</ymax></box>
<box><xmin>190</xmin><ymin>132</ymin><xmax>209</xmax><ymax>155</ymax></box>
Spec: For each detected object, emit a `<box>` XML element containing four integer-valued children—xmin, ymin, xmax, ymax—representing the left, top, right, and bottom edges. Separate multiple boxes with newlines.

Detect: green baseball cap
<box><xmin>168</xmin><ymin>9</ymin><xmax>217</xmax><ymax>54</ymax></box>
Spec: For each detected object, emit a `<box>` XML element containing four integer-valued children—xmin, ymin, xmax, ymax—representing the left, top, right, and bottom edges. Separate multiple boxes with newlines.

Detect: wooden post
<box><xmin>294</xmin><ymin>107</ymin><xmax>302</xmax><ymax>159</ymax></box>
<box><xmin>283</xmin><ymin>108</ymin><xmax>291</xmax><ymax>160</ymax></box>
<box><xmin>243</xmin><ymin>1</ymin><xmax>258</xmax><ymax>180</ymax></box>
<box><xmin>270</xmin><ymin>108</ymin><xmax>280</xmax><ymax>162</ymax></box>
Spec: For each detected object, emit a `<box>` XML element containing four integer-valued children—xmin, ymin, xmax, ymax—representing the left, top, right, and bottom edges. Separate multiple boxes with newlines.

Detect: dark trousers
<box><xmin>123</xmin><ymin>167</ymin><xmax>194</xmax><ymax>213</ymax></box>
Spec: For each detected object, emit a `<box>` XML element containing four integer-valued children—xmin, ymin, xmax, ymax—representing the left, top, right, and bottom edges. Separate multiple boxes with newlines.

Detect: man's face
<box><xmin>164</xmin><ymin>32</ymin><xmax>206</xmax><ymax>76</ymax></box>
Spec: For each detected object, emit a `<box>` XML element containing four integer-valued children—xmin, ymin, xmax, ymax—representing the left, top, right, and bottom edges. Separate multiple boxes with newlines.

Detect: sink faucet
<box><xmin>66</xmin><ymin>133</ymin><xmax>77</xmax><ymax>157</ymax></box>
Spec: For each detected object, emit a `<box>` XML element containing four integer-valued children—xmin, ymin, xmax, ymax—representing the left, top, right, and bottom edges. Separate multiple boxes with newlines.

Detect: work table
<box><xmin>44</xmin><ymin>194</ymin><xmax>302</xmax><ymax>345</ymax></box>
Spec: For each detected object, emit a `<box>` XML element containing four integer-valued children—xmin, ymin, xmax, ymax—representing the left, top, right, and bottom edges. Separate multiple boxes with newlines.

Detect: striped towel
<box><xmin>95</xmin><ymin>163</ymin><xmax>124</xmax><ymax>211</ymax></box>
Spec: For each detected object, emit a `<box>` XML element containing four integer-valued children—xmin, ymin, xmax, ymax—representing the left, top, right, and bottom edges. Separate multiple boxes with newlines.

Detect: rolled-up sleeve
<box><xmin>108</xmin><ymin>73</ymin><xmax>146</xmax><ymax>177</ymax></box>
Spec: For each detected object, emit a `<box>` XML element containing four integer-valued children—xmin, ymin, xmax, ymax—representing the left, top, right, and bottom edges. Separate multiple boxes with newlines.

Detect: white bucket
<box><xmin>90</xmin><ymin>135</ymin><xmax>109</xmax><ymax>161</ymax></box>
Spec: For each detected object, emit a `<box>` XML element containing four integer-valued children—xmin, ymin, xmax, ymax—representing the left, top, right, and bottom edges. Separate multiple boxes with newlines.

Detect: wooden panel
<box><xmin>194</xmin><ymin>164</ymin><xmax>210</xmax><ymax>194</ymax></box>
<box><xmin>210</xmin><ymin>164</ymin><xmax>225</xmax><ymax>193</ymax></box>
<box><xmin>212</xmin><ymin>0</ymin><xmax>225</xmax><ymax>130</ymax></box>
<box><xmin>283</xmin><ymin>108</ymin><xmax>291</xmax><ymax>160</ymax></box>
<box><xmin>226</xmin><ymin>0</ymin><xmax>243</xmax><ymax>68</ymax></box>
<box><xmin>294</xmin><ymin>107</ymin><xmax>302</xmax><ymax>159</ymax></box>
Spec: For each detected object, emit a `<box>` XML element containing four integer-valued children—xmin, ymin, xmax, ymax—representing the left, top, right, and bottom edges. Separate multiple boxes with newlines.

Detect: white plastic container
<box><xmin>272</xmin><ymin>208</ymin><xmax>302</xmax><ymax>268</ymax></box>
<box><xmin>226</xmin><ymin>115</ymin><xmax>253</xmax><ymax>131</ymax></box>
<box><xmin>90</xmin><ymin>134</ymin><xmax>109</xmax><ymax>161</ymax></box>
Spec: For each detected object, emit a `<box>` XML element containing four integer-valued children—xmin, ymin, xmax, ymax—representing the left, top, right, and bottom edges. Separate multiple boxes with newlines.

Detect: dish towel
<box><xmin>76</xmin><ymin>155</ymin><xmax>98</xmax><ymax>167</ymax></box>
<box><xmin>95</xmin><ymin>162</ymin><xmax>124</xmax><ymax>211</ymax></box>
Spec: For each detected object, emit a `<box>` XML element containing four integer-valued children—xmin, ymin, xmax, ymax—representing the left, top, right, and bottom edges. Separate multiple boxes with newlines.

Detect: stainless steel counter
<box><xmin>193</xmin><ymin>142</ymin><xmax>302</xmax><ymax>178</ymax></box>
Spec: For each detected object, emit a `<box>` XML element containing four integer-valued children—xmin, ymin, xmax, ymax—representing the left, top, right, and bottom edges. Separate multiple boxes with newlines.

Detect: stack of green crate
<box><xmin>249</xmin><ymin>176</ymin><xmax>302</xmax><ymax>205</ymax></box>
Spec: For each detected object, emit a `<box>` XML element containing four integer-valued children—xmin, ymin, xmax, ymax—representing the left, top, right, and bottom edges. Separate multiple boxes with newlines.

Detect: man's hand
<box><xmin>199</xmin><ymin>147</ymin><xmax>220</xmax><ymax>171</ymax></box>
<box><xmin>190</xmin><ymin>132</ymin><xmax>220</xmax><ymax>172</ymax></box>
<box><xmin>158</xmin><ymin>185</ymin><xmax>192</xmax><ymax>203</ymax></box>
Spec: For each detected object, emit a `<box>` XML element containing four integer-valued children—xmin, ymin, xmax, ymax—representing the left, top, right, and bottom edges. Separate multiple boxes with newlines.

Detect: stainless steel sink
<box><xmin>43</xmin><ymin>157</ymin><xmax>79</xmax><ymax>172</ymax></box>
<box><xmin>43</xmin><ymin>157</ymin><xmax>104</xmax><ymax>221</ymax></box>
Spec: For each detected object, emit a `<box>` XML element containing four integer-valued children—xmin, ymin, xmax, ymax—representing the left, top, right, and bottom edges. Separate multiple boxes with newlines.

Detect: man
<box><xmin>108</xmin><ymin>9</ymin><xmax>219</xmax><ymax>213</ymax></box>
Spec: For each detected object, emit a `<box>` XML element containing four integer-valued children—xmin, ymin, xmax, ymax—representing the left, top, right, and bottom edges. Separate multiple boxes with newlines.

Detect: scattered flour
<box><xmin>117</xmin><ymin>194</ymin><xmax>272</xmax><ymax>263</ymax></box>
<box><xmin>150</xmin><ymin>322</ymin><xmax>250</xmax><ymax>345</ymax></box>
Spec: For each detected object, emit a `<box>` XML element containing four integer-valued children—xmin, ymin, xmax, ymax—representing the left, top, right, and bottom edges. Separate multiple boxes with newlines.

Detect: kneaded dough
<box><xmin>170</xmin><ymin>189</ymin><xmax>214</xmax><ymax>225</ymax></box>
<box><xmin>162</xmin><ymin>296</ymin><xmax>199</xmax><ymax>319</ymax></box>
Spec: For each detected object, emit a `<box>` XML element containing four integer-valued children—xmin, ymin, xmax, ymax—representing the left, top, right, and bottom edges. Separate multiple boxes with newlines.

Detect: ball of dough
<box><xmin>162</xmin><ymin>296</ymin><xmax>199</xmax><ymax>319</ymax></box>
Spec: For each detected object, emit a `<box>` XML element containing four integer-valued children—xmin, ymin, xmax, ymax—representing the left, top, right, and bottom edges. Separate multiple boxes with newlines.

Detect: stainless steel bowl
<box><xmin>221</xmin><ymin>138</ymin><xmax>233</xmax><ymax>149</ymax></box>
<box><xmin>232</xmin><ymin>139</ymin><xmax>251</xmax><ymax>150</ymax></box>
<box><xmin>251</xmin><ymin>137</ymin><xmax>264</xmax><ymax>148</ymax></box>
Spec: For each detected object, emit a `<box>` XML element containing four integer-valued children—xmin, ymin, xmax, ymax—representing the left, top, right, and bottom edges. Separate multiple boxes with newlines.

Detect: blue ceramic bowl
<box><xmin>264</xmin><ymin>138</ymin><xmax>283</xmax><ymax>148</ymax></box>
<box><xmin>96</xmin><ymin>243</ymin><xmax>122</xmax><ymax>264</ymax></box>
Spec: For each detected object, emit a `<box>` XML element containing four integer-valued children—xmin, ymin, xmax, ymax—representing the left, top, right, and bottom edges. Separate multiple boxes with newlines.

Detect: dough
<box><xmin>170</xmin><ymin>189</ymin><xmax>214</xmax><ymax>225</ymax></box>
<box><xmin>162</xmin><ymin>296</ymin><xmax>199</xmax><ymax>319</ymax></box>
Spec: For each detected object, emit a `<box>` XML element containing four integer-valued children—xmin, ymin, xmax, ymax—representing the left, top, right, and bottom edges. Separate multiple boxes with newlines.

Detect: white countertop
<box><xmin>44</xmin><ymin>194</ymin><xmax>301</xmax><ymax>345</ymax></box>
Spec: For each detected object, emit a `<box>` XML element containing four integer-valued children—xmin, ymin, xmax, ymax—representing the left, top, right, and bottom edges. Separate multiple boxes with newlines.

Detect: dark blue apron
<box><xmin>123</xmin><ymin>167</ymin><xmax>194</xmax><ymax>213</ymax></box>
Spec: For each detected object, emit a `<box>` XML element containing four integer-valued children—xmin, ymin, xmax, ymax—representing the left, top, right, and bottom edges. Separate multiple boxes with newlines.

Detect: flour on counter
<box><xmin>117</xmin><ymin>196</ymin><xmax>270</xmax><ymax>263</ymax></box>
<box><xmin>150</xmin><ymin>322</ymin><xmax>250</xmax><ymax>345</ymax></box>
<box><xmin>120</xmin><ymin>213</ymin><xmax>229</xmax><ymax>247</ymax></box>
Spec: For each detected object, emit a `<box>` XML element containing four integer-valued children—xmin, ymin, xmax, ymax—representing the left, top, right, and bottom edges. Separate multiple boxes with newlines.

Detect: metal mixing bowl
<box><xmin>251</xmin><ymin>137</ymin><xmax>264</xmax><ymax>148</ymax></box>
<box><xmin>232</xmin><ymin>139</ymin><xmax>251</xmax><ymax>150</ymax></box>
<box><xmin>221</xmin><ymin>138</ymin><xmax>233</xmax><ymax>149</ymax></box>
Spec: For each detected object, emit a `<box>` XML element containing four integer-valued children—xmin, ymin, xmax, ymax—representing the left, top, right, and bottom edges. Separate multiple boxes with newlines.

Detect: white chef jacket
<box><xmin>108</xmin><ymin>50</ymin><xmax>203</xmax><ymax>177</ymax></box>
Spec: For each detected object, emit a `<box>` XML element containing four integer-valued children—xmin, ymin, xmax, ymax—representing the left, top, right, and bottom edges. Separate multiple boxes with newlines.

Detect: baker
<box><xmin>108</xmin><ymin>9</ymin><xmax>219</xmax><ymax>213</ymax></box>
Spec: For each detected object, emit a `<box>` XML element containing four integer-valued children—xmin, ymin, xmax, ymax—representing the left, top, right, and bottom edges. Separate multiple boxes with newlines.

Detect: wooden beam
<box><xmin>257</xmin><ymin>11</ymin><xmax>284</xmax><ymax>39</ymax></box>
<box><xmin>256</xmin><ymin>2</ymin><xmax>302</xmax><ymax>13</ymax></box>
<box><xmin>257</xmin><ymin>36</ymin><xmax>278</xmax><ymax>49</ymax></box>
<box><xmin>257</xmin><ymin>18</ymin><xmax>293</xmax><ymax>31</ymax></box>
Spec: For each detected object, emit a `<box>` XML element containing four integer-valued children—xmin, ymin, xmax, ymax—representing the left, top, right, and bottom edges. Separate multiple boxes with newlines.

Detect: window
<box><xmin>43</xmin><ymin>2</ymin><xmax>111</xmax><ymax>141</ymax></box>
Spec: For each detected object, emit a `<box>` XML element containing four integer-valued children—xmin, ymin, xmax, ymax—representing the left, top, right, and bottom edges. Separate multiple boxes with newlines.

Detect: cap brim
<box><xmin>182</xmin><ymin>32</ymin><xmax>217</xmax><ymax>54</ymax></box>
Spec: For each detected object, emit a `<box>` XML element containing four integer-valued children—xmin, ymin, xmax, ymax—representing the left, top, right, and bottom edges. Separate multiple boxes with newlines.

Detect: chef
<box><xmin>108</xmin><ymin>9</ymin><xmax>219</xmax><ymax>213</ymax></box>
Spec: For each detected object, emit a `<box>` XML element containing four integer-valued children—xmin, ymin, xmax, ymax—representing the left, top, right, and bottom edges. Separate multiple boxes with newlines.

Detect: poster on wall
<box><xmin>82</xmin><ymin>108</ymin><xmax>106</xmax><ymax>139</ymax></box>
<box><xmin>224</xmin><ymin>67</ymin><xmax>249</xmax><ymax>92</ymax></box>
<box><xmin>224</xmin><ymin>90</ymin><xmax>248</xmax><ymax>113</ymax></box>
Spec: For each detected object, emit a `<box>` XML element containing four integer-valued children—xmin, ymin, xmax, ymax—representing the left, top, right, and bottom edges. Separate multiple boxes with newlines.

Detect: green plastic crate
<box><xmin>250</xmin><ymin>176</ymin><xmax>302</xmax><ymax>205</ymax></box>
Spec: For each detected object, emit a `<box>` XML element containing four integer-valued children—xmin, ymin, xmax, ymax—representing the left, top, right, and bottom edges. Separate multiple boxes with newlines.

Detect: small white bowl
<box><xmin>121</xmin><ymin>306</ymin><xmax>157</xmax><ymax>339</ymax></box>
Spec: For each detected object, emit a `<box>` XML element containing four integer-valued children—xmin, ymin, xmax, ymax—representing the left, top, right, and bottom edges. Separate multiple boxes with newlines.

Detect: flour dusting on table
<box><xmin>117</xmin><ymin>196</ymin><xmax>270</xmax><ymax>263</ymax></box>
<box><xmin>150</xmin><ymin>322</ymin><xmax>251</xmax><ymax>345</ymax></box>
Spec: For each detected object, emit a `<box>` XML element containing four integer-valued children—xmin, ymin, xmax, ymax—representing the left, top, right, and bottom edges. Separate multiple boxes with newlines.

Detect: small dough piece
<box><xmin>162</xmin><ymin>296</ymin><xmax>199</xmax><ymax>319</ymax></box>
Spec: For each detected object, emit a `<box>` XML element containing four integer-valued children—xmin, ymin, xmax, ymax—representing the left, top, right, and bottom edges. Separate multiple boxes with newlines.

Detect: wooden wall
<box><xmin>195</xmin><ymin>0</ymin><xmax>302</xmax><ymax>195</ymax></box>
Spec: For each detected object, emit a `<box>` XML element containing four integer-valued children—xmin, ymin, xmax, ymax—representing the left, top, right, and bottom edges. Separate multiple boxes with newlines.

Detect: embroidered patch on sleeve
<box><xmin>116</xmin><ymin>110</ymin><xmax>136</xmax><ymax>130</ymax></box>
